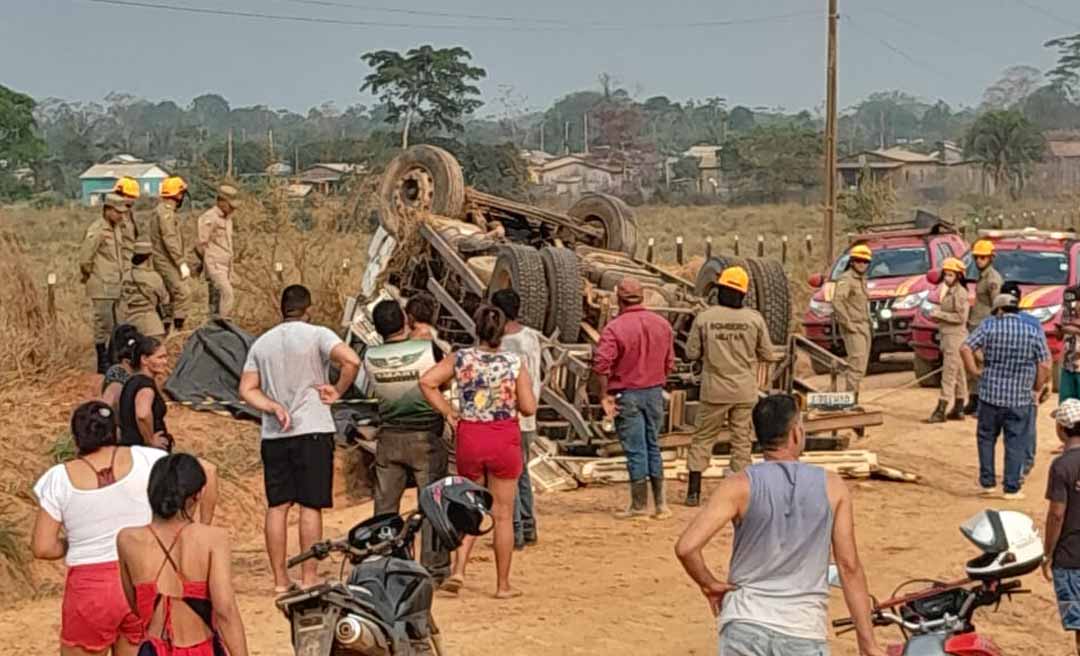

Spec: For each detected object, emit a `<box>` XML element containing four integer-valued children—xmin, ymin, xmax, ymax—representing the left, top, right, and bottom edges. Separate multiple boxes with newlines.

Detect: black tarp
<box><xmin>165</xmin><ymin>319</ymin><xmax>258</xmax><ymax>420</ymax></box>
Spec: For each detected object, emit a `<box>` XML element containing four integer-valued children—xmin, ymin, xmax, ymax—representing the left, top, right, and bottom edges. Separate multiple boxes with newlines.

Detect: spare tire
<box><xmin>747</xmin><ymin>258</ymin><xmax>791</xmax><ymax>345</ymax></box>
<box><xmin>540</xmin><ymin>247</ymin><xmax>583</xmax><ymax>343</ymax></box>
<box><xmin>568</xmin><ymin>193</ymin><xmax>638</xmax><ymax>257</ymax></box>
<box><xmin>378</xmin><ymin>145</ymin><xmax>465</xmax><ymax>237</ymax></box>
<box><xmin>487</xmin><ymin>244</ymin><xmax>548</xmax><ymax>331</ymax></box>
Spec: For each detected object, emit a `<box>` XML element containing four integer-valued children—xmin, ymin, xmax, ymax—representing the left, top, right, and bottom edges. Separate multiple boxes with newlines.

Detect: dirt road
<box><xmin>2</xmin><ymin>370</ymin><xmax>1072</xmax><ymax>654</ymax></box>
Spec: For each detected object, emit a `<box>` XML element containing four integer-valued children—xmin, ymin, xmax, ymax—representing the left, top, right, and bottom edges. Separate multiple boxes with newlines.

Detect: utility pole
<box><xmin>227</xmin><ymin>129</ymin><xmax>234</xmax><ymax>178</ymax></box>
<box><xmin>564</xmin><ymin>121</ymin><xmax>570</xmax><ymax>155</ymax></box>
<box><xmin>540</xmin><ymin>123</ymin><xmax>545</xmax><ymax>152</ymax></box>
<box><xmin>583</xmin><ymin>113</ymin><xmax>590</xmax><ymax>155</ymax></box>
<box><xmin>268</xmin><ymin>128</ymin><xmax>275</xmax><ymax>160</ymax></box>
<box><xmin>823</xmin><ymin>0</ymin><xmax>839</xmax><ymax>266</ymax></box>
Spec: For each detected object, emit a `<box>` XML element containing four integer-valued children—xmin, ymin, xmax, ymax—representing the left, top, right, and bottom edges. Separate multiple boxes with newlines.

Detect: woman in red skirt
<box><xmin>420</xmin><ymin>303</ymin><xmax>537</xmax><ymax>599</ymax></box>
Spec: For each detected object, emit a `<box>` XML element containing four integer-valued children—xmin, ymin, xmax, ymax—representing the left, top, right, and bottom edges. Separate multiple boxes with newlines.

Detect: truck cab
<box><xmin>802</xmin><ymin>219</ymin><xmax>967</xmax><ymax>373</ymax></box>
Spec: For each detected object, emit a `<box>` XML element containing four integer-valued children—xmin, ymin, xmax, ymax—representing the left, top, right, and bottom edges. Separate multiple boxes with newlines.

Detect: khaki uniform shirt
<box><xmin>969</xmin><ymin>266</ymin><xmax>1003</xmax><ymax>330</ymax></box>
<box><xmin>686</xmin><ymin>305</ymin><xmax>774</xmax><ymax>405</ymax></box>
<box><xmin>79</xmin><ymin>218</ymin><xmax>128</xmax><ymax>300</ymax></box>
<box><xmin>197</xmin><ymin>207</ymin><xmax>234</xmax><ymax>265</ymax></box>
<box><xmin>833</xmin><ymin>268</ymin><xmax>871</xmax><ymax>336</ymax></box>
<box><xmin>120</xmin><ymin>265</ymin><xmax>170</xmax><ymax>336</ymax></box>
<box><xmin>932</xmin><ymin>283</ymin><xmax>970</xmax><ymax>337</ymax></box>
<box><xmin>152</xmin><ymin>201</ymin><xmax>186</xmax><ymax>268</ymax></box>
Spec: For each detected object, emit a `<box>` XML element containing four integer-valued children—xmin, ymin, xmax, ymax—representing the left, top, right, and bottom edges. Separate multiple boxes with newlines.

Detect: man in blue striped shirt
<box><xmin>962</xmin><ymin>293</ymin><xmax>1052</xmax><ymax>500</ymax></box>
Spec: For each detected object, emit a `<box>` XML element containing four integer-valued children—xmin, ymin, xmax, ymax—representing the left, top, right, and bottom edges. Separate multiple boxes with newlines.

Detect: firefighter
<box><xmin>928</xmin><ymin>257</ymin><xmax>970</xmax><ymax>423</ymax></box>
<box><xmin>965</xmin><ymin>239</ymin><xmax>1004</xmax><ymax>415</ymax></box>
<box><xmin>150</xmin><ymin>176</ymin><xmax>192</xmax><ymax>331</ymax></box>
<box><xmin>112</xmin><ymin>176</ymin><xmax>142</xmax><ymax>261</ymax></box>
<box><xmin>683</xmin><ymin>266</ymin><xmax>777</xmax><ymax>506</ymax></box>
<box><xmin>120</xmin><ymin>240</ymin><xmax>170</xmax><ymax>340</ymax></box>
<box><xmin>833</xmin><ymin>244</ymin><xmax>874</xmax><ymax>396</ymax></box>
<box><xmin>80</xmin><ymin>193</ymin><xmax>132</xmax><ymax>374</ymax></box>
<box><xmin>196</xmin><ymin>184</ymin><xmax>241</xmax><ymax>319</ymax></box>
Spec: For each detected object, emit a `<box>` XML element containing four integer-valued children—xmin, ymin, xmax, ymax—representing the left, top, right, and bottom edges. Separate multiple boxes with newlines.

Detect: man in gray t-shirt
<box><xmin>239</xmin><ymin>284</ymin><xmax>360</xmax><ymax>593</ymax></box>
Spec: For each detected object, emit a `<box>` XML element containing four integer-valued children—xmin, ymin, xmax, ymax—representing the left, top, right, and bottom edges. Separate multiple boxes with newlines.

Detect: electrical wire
<box><xmin>844</xmin><ymin>14</ymin><xmax>955</xmax><ymax>81</ymax></box>
<box><xmin>1008</xmin><ymin>0</ymin><xmax>1080</xmax><ymax>30</ymax></box>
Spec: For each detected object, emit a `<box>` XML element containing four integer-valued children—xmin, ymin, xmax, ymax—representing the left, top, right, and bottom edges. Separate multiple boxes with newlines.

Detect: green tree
<box><xmin>727</xmin><ymin>106</ymin><xmax>755</xmax><ymax>133</ymax></box>
<box><xmin>426</xmin><ymin>137</ymin><xmax>526</xmax><ymax>199</ymax></box>
<box><xmin>0</xmin><ymin>85</ymin><xmax>46</xmax><ymax>166</ymax></box>
<box><xmin>1046</xmin><ymin>34</ymin><xmax>1080</xmax><ymax>99</ymax></box>
<box><xmin>964</xmin><ymin>110</ymin><xmax>1045</xmax><ymax>200</ymax></box>
<box><xmin>361</xmin><ymin>45</ymin><xmax>486</xmax><ymax>149</ymax></box>
<box><xmin>723</xmin><ymin>125</ymin><xmax>822</xmax><ymax>202</ymax></box>
<box><xmin>1021</xmin><ymin>85</ymin><xmax>1080</xmax><ymax>130</ymax></box>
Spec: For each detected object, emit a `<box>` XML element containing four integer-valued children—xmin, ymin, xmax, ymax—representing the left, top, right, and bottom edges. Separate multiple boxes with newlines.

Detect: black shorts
<box><xmin>260</xmin><ymin>433</ymin><xmax>335</xmax><ymax>509</ymax></box>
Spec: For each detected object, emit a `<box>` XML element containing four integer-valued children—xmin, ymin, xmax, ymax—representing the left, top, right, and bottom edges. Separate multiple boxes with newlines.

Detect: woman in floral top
<box><xmin>420</xmin><ymin>303</ymin><xmax>537</xmax><ymax>599</ymax></box>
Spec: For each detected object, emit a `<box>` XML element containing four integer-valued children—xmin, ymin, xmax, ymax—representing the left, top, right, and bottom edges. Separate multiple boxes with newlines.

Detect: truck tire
<box><xmin>913</xmin><ymin>354</ymin><xmax>941</xmax><ymax>388</ymax></box>
<box><xmin>568</xmin><ymin>194</ymin><xmax>638</xmax><ymax>257</ymax></box>
<box><xmin>378</xmin><ymin>145</ymin><xmax>465</xmax><ymax>237</ymax></box>
<box><xmin>487</xmin><ymin>244</ymin><xmax>548</xmax><ymax>331</ymax></box>
<box><xmin>747</xmin><ymin>258</ymin><xmax>791</xmax><ymax>346</ymax></box>
<box><xmin>540</xmin><ymin>247</ymin><xmax>583</xmax><ymax>343</ymax></box>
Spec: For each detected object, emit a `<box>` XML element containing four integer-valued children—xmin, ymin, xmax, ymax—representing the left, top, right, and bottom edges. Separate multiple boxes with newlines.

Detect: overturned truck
<box><xmin>346</xmin><ymin>145</ymin><xmax>814</xmax><ymax>454</ymax></box>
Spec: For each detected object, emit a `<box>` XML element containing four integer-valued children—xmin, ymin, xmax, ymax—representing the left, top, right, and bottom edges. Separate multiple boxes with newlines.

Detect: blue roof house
<box><xmin>79</xmin><ymin>156</ymin><xmax>170</xmax><ymax>206</ymax></box>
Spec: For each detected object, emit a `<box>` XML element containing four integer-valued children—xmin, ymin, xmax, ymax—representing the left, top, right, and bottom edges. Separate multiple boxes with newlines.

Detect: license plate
<box><xmin>807</xmin><ymin>392</ymin><xmax>856</xmax><ymax>410</ymax></box>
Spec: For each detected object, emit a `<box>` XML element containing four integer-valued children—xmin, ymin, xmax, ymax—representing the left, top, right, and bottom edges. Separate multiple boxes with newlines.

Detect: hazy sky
<box><xmin>3</xmin><ymin>0</ymin><xmax>1080</xmax><ymax>114</ymax></box>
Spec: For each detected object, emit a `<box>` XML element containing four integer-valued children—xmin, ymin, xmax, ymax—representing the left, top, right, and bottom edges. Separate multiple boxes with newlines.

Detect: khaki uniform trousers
<box><xmin>940</xmin><ymin>332</ymin><xmax>969</xmax><ymax>405</ymax></box>
<box><xmin>156</xmin><ymin>259</ymin><xmax>191</xmax><ymax>322</ymax></box>
<box><xmin>92</xmin><ymin>299</ymin><xmax>119</xmax><ymax>344</ymax></box>
<box><xmin>842</xmin><ymin>329</ymin><xmax>871</xmax><ymax>394</ymax></box>
<box><xmin>688</xmin><ymin>401</ymin><xmax>755</xmax><ymax>474</ymax></box>
<box><xmin>205</xmin><ymin>259</ymin><xmax>234</xmax><ymax>318</ymax></box>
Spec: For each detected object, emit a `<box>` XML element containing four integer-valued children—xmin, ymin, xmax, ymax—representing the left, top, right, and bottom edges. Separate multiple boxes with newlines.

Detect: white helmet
<box><xmin>960</xmin><ymin>510</ymin><xmax>1043</xmax><ymax>581</ymax></box>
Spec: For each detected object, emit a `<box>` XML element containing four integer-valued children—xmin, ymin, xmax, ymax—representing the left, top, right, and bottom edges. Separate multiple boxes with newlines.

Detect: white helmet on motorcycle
<box><xmin>960</xmin><ymin>510</ymin><xmax>1043</xmax><ymax>581</ymax></box>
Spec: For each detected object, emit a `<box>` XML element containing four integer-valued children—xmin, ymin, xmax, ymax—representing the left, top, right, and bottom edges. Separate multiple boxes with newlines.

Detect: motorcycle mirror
<box><xmin>808</xmin><ymin>273</ymin><xmax>825</xmax><ymax>289</ymax></box>
<box><xmin>926</xmin><ymin>270</ymin><xmax>942</xmax><ymax>285</ymax></box>
<box><xmin>827</xmin><ymin>564</ymin><xmax>842</xmax><ymax>589</ymax></box>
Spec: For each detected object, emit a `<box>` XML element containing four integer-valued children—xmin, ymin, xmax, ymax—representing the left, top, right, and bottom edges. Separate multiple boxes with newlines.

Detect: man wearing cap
<box><xmin>150</xmin><ymin>176</ymin><xmax>192</xmax><ymax>331</ymax></box>
<box><xmin>833</xmin><ymin>244</ymin><xmax>873</xmax><ymax>396</ymax></box>
<box><xmin>683</xmin><ymin>266</ymin><xmax>779</xmax><ymax>507</ymax></box>
<box><xmin>113</xmin><ymin>176</ymin><xmax>142</xmax><ymax>261</ymax></box>
<box><xmin>120</xmin><ymin>240</ymin><xmax>170</xmax><ymax>340</ymax></box>
<box><xmin>1043</xmin><ymin>398</ymin><xmax>1080</xmax><ymax>652</ymax></box>
<box><xmin>80</xmin><ymin>193</ymin><xmax>132</xmax><ymax>373</ymax></box>
<box><xmin>965</xmin><ymin>239</ymin><xmax>1004</xmax><ymax>415</ymax></box>
<box><xmin>593</xmin><ymin>277</ymin><xmax>675</xmax><ymax>519</ymax></box>
<box><xmin>196</xmin><ymin>185</ymin><xmax>241</xmax><ymax>318</ymax></box>
<box><xmin>961</xmin><ymin>293</ymin><xmax>1051</xmax><ymax>500</ymax></box>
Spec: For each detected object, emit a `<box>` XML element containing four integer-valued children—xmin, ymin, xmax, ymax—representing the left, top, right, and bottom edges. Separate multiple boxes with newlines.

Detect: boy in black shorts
<box><xmin>1046</xmin><ymin>397</ymin><xmax>1080</xmax><ymax>654</ymax></box>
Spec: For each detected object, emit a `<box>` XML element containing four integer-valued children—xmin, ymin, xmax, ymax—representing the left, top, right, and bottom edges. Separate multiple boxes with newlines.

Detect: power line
<box><xmin>80</xmin><ymin>0</ymin><xmax>819</xmax><ymax>32</ymax></box>
<box><xmin>268</xmin><ymin>0</ymin><xmax>576</xmax><ymax>26</ymax></box>
<box><xmin>1008</xmin><ymin>0</ymin><xmax>1080</xmax><ymax>30</ymax></box>
<box><xmin>860</xmin><ymin>7</ymin><xmax>999</xmax><ymax>59</ymax></box>
<box><xmin>844</xmin><ymin>15</ymin><xmax>954</xmax><ymax>81</ymax></box>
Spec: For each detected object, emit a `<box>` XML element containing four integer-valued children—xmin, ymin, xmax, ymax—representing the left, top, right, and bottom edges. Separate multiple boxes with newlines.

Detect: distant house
<box><xmin>838</xmin><ymin>145</ymin><xmax>985</xmax><ymax>199</ymax></box>
<box><xmin>79</xmin><ymin>157</ymin><xmax>170</xmax><ymax>206</ymax></box>
<box><xmin>682</xmin><ymin>144</ymin><xmax>724</xmax><ymax>194</ymax></box>
<box><xmin>298</xmin><ymin>163</ymin><xmax>362</xmax><ymax>194</ymax></box>
<box><xmin>532</xmin><ymin>155</ymin><xmax>623</xmax><ymax>194</ymax></box>
<box><xmin>266</xmin><ymin>162</ymin><xmax>294</xmax><ymax>177</ymax></box>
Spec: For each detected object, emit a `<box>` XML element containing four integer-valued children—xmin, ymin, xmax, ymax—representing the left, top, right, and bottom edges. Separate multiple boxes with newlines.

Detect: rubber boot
<box><xmin>964</xmin><ymin>395</ymin><xmax>979</xmax><ymax>416</ymax></box>
<box><xmin>685</xmin><ymin>471</ymin><xmax>702</xmax><ymax>507</ymax></box>
<box><xmin>947</xmin><ymin>401</ymin><xmax>965</xmax><ymax>421</ymax></box>
<box><xmin>95</xmin><ymin>343</ymin><xmax>108</xmax><ymax>375</ymax></box>
<box><xmin>614</xmin><ymin>480</ymin><xmax>650</xmax><ymax>519</ymax></box>
<box><xmin>926</xmin><ymin>400</ymin><xmax>948</xmax><ymax>424</ymax></box>
<box><xmin>651</xmin><ymin>475</ymin><xmax>673</xmax><ymax>519</ymax></box>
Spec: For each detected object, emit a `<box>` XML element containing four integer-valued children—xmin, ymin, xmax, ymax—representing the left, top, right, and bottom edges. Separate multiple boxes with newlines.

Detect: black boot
<box><xmin>926</xmin><ymin>400</ymin><xmax>948</xmax><ymax>424</ymax></box>
<box><xmin>614</xmin><ymin>479</ymin><xmax>650</xmax><ymax>519</ymax></box>
<box><xmin>964</xmin><ymin>395</ymin><xmax>979</xmax><ymax>416</ymax></box>
<box><xmin>685</xmin><ymin>471</ymin><xmax>702</xmax><ymax>507</ymax></box>
<box><xmin>947</xmin><ymin>401</ymin><xmax>965</xmax><ymax>421</ymax></box>
<box><xmin>95</xmin><ymin>343</ymin><xmax>108</xmax><ymax>375</ymax></box>
<box><xmin>651</xmin><ymin>475</ymin><xmax>673</xmax><ymax>519</ymax></box>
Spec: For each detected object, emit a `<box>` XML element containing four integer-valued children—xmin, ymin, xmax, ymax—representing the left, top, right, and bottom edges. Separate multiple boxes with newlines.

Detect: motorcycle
<box><xmin>276</xmin><ymin>477</ymin><xmax>493</xmax><ymax>656</ymax></box>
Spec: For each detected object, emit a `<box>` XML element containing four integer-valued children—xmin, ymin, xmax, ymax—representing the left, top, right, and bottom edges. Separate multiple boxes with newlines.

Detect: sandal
<box><xmin>440</xmin><ymin>575</ymin><xmax>464</xmax><ymax>594</ymax></box>
<box><xmin>494</xmin><ymin>588</ymin><xmax>523</xmax><ymax>600</ymax></box>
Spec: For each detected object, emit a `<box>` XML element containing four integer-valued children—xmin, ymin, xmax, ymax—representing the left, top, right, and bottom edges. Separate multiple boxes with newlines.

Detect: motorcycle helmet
<box><xmin>419</xmin><ymin>477</ymin><xmax>494</xmax><ymax>551</ymax></box>
<box><xmin>960</xmin><ymin>510</ymin><xmax>1043</xmax><ymax>581</ymax></box>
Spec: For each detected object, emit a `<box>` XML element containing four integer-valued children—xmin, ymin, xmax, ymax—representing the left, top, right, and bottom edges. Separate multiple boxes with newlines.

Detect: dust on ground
<box><xmin>0</xmin><ymin>369</ymin><xmax>1072</xmax><ymax>654</ymax></box>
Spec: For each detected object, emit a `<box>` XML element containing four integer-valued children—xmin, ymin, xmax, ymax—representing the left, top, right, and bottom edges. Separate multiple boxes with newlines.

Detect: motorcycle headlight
<box><xmin>893</xmin><ymin>290</ymin><xmax>930</xmax><ymax>311</ymax></box>
<box><xmin>1024</xmin><ymin>304</ymin><xmax>1062</xmax><ymax>324</ymax></box>
<box><xmin>809</xmin><ymin>299</ymin><xmax>833</xmax><ymax>317</ymax></box>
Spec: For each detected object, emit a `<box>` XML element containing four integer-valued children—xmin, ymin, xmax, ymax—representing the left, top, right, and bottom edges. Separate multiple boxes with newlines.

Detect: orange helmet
<box><xmin>160</xmin><ymin>176</ymin><xmax>188</xmax><ymax>199</ymax></box>
<box><xmin>849</xmin><ymin>244</ymin><xmax>873</xmax><ymax>262</ymax></box>
<box><xmin>971</xmin><ymin>240</ymin><xmax>995</xmax><ymax>257</ymax></box>
<box><xmin>718</xmin><ymin>266</ymin><xmax>750</xmax><ymax>293</ymax></box>
<box><xmin>942</xmin><ymin>258</ymin><xmax>965</xmax><ymax>275</ymax></box>
<box><xmin>114</xmin><ymin>176</ymin><xmax>141</xmax><ymax>199</ymax></box>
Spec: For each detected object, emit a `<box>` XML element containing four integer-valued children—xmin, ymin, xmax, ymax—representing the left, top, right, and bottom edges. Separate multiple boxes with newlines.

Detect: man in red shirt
<box><xmin>594</xmin><ymin>277</ymin><xmax>675</xmax><ymax>519</ymax></box>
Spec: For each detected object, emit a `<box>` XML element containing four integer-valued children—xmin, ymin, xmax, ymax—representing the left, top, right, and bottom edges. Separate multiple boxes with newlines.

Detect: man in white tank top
<box><xmin>675</xmin><ymin>395</ymin><xmax>885</xmax><ymax>656</ymax></box>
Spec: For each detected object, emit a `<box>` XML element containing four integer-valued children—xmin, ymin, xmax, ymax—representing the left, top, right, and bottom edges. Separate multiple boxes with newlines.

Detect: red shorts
<box><xmin>456</xmin><ymin>419</ymin><xmax>523</xmax><ymax>481</ymax></box>
<box><xmin>62</xmin><ymin>561</ymin><xmax>143</xmax><ymax>651</ymax></box>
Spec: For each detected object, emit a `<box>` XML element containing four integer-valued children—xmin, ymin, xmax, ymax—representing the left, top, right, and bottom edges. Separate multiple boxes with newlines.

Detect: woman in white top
<box><xmin>32</xmin><ymin>401</ymin><xmax>168</xmax><ymax>656</ymax></box>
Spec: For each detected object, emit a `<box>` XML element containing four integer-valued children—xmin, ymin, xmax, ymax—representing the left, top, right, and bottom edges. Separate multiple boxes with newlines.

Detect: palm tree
<box><xmin>964</xmin><ymin>110</ymin><xmax>1045</xmax><ymax>199</ymax></box>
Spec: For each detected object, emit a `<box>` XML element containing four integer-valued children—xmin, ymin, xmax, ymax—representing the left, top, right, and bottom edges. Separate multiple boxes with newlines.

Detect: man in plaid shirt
<box><xmin>962</xmin><ymin>293</ymin><xmax>1052</xmax><ymax>500</ymax></box>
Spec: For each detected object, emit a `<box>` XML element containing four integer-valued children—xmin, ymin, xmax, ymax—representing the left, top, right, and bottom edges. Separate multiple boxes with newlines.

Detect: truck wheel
<box><xmin>747</xmin><ymin>258</ymin><xmax>791</xmax><ymax>346</ymax></box>
<box><xmin>378</xmin><ymin>145</ymin><xmax>465</xmax><ymax>237</ymax></box>
<box><xmin>568</xmin><ymin>193</ymin><xmax>638</xmax><ymax>257</ymax></box>
<box><xmin>487</xmin><ymin>244</ymin><xmax>548</xmax><ymax>331</ymax></box>
<box><xmin>914</xmin><ymin>354</ymin><xmax>941</xmax><ymax>388</ymax></box>
<box><xmin>540</xmin><ymin>247</ymin><xmax>583</xmax><ymax>342</ymax></box>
